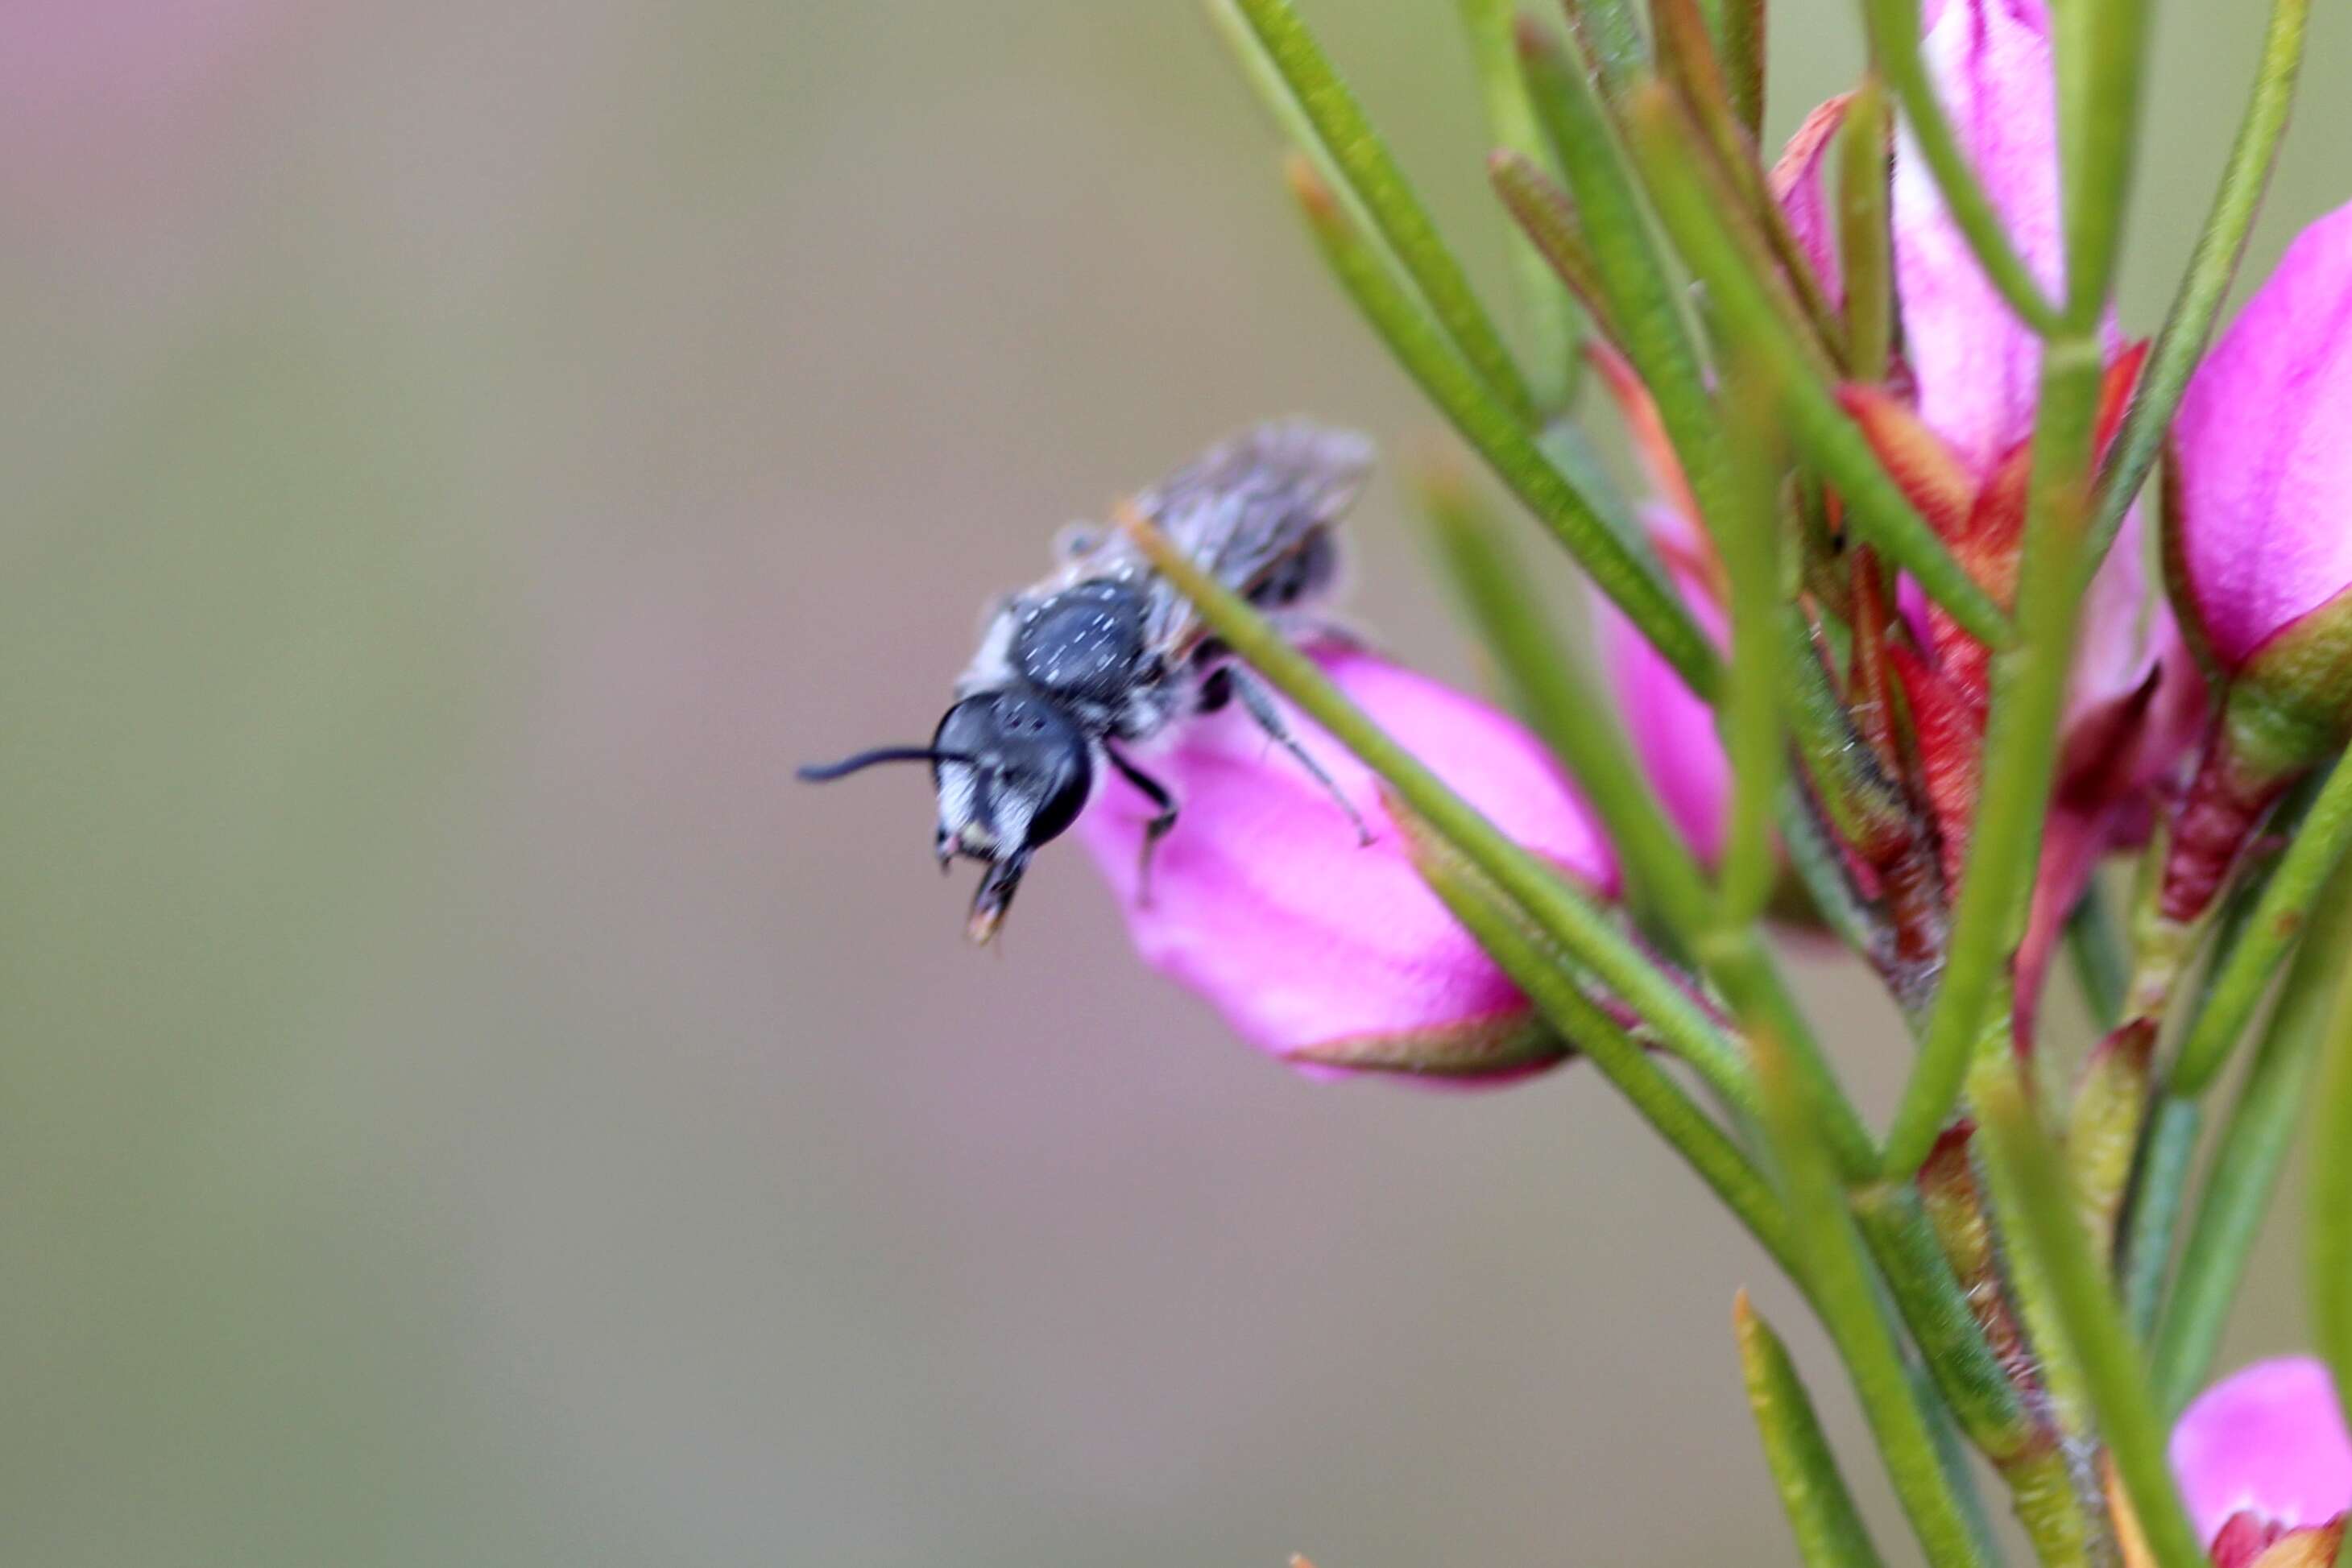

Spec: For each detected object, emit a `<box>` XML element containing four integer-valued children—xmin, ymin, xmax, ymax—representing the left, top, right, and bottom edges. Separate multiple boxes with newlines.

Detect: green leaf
<box><xmin>1225</xmin><ymin>0</ymin><xmax>1537</xmax><ymax>422</ymax></box>
<box><xmin>1971</xmin><ymin>1045</ymin><xmax>2209</xmax><ymax>1568</ymax></box>
<box><xmin>1860</xmin><ymin>0</ymin><xmax>2060</xmax><ymax>335</ymax></box>
<box><xmin>1282</xmin><ymin>155</ymin><xmax>1722</xmax><ymax>700</ymax></box>
<box><xmin>1753</xmin><ymin>1036</ymin><xmax>1994</xmax><ymax>1567</ymax></box>
<box><xmin>1457</xmin><ymin>0</ymin><xmax>1582</xmax><ymax>412</ymax></box>
<box><xmin>1733</xmin><ymin>1290</ymin><xmax>1888</xmax><ymax>1567</ymax></box>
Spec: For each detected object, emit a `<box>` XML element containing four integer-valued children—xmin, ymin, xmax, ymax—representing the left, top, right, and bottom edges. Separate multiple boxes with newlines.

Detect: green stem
<box><xmin>1734</xmin><ymin>1290</ymin><xmax>1890</xmax><ymax>1567</ymax></box>
<box><xmin>1859</xmin><ymin>0</ymin><xmax>2062</xmax><ymax>335</ymax></box>
<box><xmin>1402</xmin><ymin>810</ymin><xmax>1798</xmax><ymax>1272</ymax></box>
<box><xmin>1456</xmin><ymin>0</ymin><xmax>1581</xmax><ymax>412</ymax></box>
<box><xmin>1518</xmin><ymin>28</ymin><xmax>1730</xmax><ymax>531</ymax></box>
<box><xmin>2120</xmin><ymin>1096</ymin><xmax>2199</xmax><ymax>1344</ymax></box>
<box><xmin>1972</xmin><ymin>1054</ymin><xmax>2208</xmax><ymax>1568</ymax></box>
<box><xmin>2155</xmin><ymin>864</ymin><xmax>2352</xmax><ymax>1415</ymax></box>
<box><xmin>1117</xmin><ymin>503</ymin><xmax>1758</xmax><ymax>1123</ymax></box>
<box><xmin>2307</xmin><ymin>944</ymin><xmax>2352</xmax><ymax>1477</ymax></box>
<box><xmin>1837</xmin><ymin>74</ymin><xmax>1894</xmax><ymax>381</ymax></box>
<box><xmin>1712</xmin><ymin>358</ymin><xmax>1785</xmax><ymax>930</ymax></box>
<box><xmin>1649</xmin><ymin>0</ymin><xmax>1845</xmax><ymax>358</ymax></box>
<box><xmin>1882</xmin><ymin>333</ymin><xmax>2104</xmax><ymax>1177</ymax></box>
<box><xmin>1721</xmin><ymin>0</ymin><xmax>1763</xmax><ymax>140</ymax></box>
<box><xmin>2051</xmin><ymin>0</ymin><xmax>2151</xmax><ymax>329</ymax></box>
<box><xmin>1621</xmin><ymin>83</ymin><xmax>2014</xmax><ymax>653</ymax></box>
<box><xmin>1416</xmin><ymin>462</ymin><xmax>1705</xmax><ymax>936</ymax></box>
<box><xmin>1282</xmin><ymin>157</ymin><xmax>1722</xmax><ymax>697</ymax></box>
<box><xmin>1418</xmin><ymin>465</ymin><xmax>1878</xmax><ymax>1179</ymax></box>
<box><xmin>2090</xmin><ymin>0</ymin><xmax>2311</xmax><ymax>562</ymax></box>
<box><xmin>1488</xmin><ymin>155</ymin><xmax>1624</xmax><ymax>350</ymax></box>
<box><xmin>1227</xmin><ymin>0</ymin><xmax>1538</xmax><ymax>421</ymax></box>
<box><xmin>2169</xmin><ymin>749</ymin><xmax>2352</xmax><ymax>1097</ymax></box>
<box><xmin>1758</xmin><ymin>1039</ymin><xmax>1992</xmax><ymax>1567</ymax></box>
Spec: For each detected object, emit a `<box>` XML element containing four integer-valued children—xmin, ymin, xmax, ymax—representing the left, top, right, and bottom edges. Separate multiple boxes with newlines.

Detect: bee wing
<box><xmin>1113</xmin><ymin>420</ymin><xmax>1375</xmax><ymax>658</ymax></box>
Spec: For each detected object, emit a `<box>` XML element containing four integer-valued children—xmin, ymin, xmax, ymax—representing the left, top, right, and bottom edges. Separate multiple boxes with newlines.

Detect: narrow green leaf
<box><xmin>1457</xmin><ymin>0</ymin><xmax>1581</xmax><ymax>411</ymax></box>
<box><xmin>2309</xmin><ymin>956</ymin><xmax>2352</xmax><ymax>1496</ymax></box>
<box><xmin>1733</xmin><ymin>1290</ymin><xmax>1888</xmax><ymax>1567</ymax></box>
<box><xmin>1882</xmin><ymin>333</ymin><xmax>2106</xmax><ymax>1177</ymax></box>
<box><xmin>1972</xmin><ymin>1048</ymin><xmax>2209</xmax><ymax>1568</ymax></box>
<box><xmin>1518</xmin><ymin>26</ymin><xmax>1731</xmax><ymax>536</ymax></box>
<box><xmin>1488</xmin><ymin>153</ymin><xmax>1623</xmax><ymax>349</ymax></box>
<box><xmin>2170</xmin><ymin>750</ymin><xmax>2352</xmax><ymax>1096</ymax></box>
<box><xmin>1754</xmin><ymin>1036</ymin><xmax>1992</xmax><ymax>1567</ymax></box>
<box><xmin>1836</xmin><ymin>76</ymin><xmax>1894</xmax><ymax>381</ymax></box>
<box><xmin>1721</xmin><ymin>0</ymin><xmax>1764</xmax><ymax>140</ymax></box>
<box><xmin>1619</xmin><ymin>85</ymin><xmax>2015</xmax><ymax>653</ymax></box>
<box><xmin>1415</xmin><ymin>459</ymin><xmax>1705</xmax><ymax>937</ymax></box>
<box><xmin>2090</xmin><ymin>0</ymin><xmax>2311</xmax><ymax>563</ymax></box>
<box><xmin>1649</xmin><ymin>0</ymin><xmax>1845</xmax><ymax>358</ymax></box>
<box><xmin>1861</xmin><ymin>0</ymin><xmax>2062</xmax><ymax>335</ymax></box>
<box><xmin>1229</xmin><ymin>0</ymin><xmax>1537</xmax><ymax>421</ymax></box>
<box><xmin>2050</xmin><ymin>0</ymin><xmax>2152</xmax><ymax>327</ymax></box>
<box><xmin>1401</xmin><ymin>809</ymin><xmax>1796</xmax><ymax>1274</ymax></box>
<box><xmin>2121</xmin><ymin>1095</ymin><xmax>2199</xmax><ymax>1344</ymax></box>
<box><xmin>1711</xmin><ymin>354</ymin><xmax>1786</xmax><ymax>931</ymax></box>
<box><xmin>1561</xmin><ymin>0</ymin><xmax>1650</xmax><ymax>97</ymax></box>
<box><xmin>2156</xmin><ymin>863</ymin><xmax>2352</xmax><ymax>1415</ymax></box>
<box><xmin>1282</xmin><ymin>156</ymin><xmax>1722</xmax><ymax>699</ymax></box>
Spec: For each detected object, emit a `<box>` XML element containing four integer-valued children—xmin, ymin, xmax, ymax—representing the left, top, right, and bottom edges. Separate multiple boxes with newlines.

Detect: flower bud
<box><xmin>1078</xmin><ymin>648</ymin><xmax>1617</xmax><ymax>1082</ymax></box>
<box><xmin>2159</xmin><ymin>204</ymin><xmax>2352</xmax><ymax>922</ymax></box>
<box><xmin>2170</xmin><ymin>1358</ymin><xmax>2352</xmax><ymax>1563</ymax></box>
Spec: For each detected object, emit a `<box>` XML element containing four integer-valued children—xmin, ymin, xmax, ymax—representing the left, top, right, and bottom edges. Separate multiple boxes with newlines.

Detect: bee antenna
<box><xmin>797</xmin><ymin>746</ymin><xmax>981</xmax><ymax>783</ymax></box>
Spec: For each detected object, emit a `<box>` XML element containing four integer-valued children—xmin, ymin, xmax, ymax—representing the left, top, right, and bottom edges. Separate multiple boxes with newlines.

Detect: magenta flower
<box><xmin>1078</xmin><ymin>647</ymin><xmax>1617</xmax><ymax>1081</ymax></box>
<box><xmin>2157</xmin><ymin>203</ymin><xmax>2352</xmax><ymax>924</ymax></box>
<box><xmin>2170</xmin><ymin>1357</ymin><xmax>2352</xmax><ymax>1565</ymax></box>
<box><xmin>1768</xmin><ymin>0</ymin><xmax>2201</xmax><ymax>1023</ymax></box>
<box><xmin>2170</xmin><ymin>204</ymin><xmax>2352</xmax><ymax>679</ymax></box>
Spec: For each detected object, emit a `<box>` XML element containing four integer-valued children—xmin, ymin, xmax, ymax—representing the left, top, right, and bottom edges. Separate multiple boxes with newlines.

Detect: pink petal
<box><xmin>1892</xmin><ymin>0</ymin><xmax>2063</xmax><ymax>474</ymax></box>
<box><xmin>1594</xmin><ymin>507</ymin><xmax>1732</xmax><ymax>867</ymax></box>
<box><xmin>1077</xmin><ymin>647</ymin><xmax>1616</xmax><ymax>1073</ymax></box>
<box><xmin>2172</xmin><ymin>1357</ymin><xmax>2352</xmax><ymax>1546</ymax></box>
<box><xmin>2171</xmin><ymin>202</ymin><xmax>2352</xmax><ymax>670</ymax></box>
<box><xmin>1771</xmin><ymin>94</ymin><xmax>1853</xmax><ymax>307</ymax></box>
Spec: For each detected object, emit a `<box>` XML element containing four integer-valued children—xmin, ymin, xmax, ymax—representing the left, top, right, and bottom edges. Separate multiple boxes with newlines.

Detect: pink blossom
<box><xmin>2169</xmin><ymin>202</ymin><xmax>2352</xmax><ymax>676</ymax></box>
<box><xmin>2171</xmin><ymin>1358</ymin><xmax>2352</xmax><ymax>1562</ymax></box>
<box><xmin>1078</xmin><ymin>647</ymin><xmax>1617</xmax><ymax>1081</ymax></box>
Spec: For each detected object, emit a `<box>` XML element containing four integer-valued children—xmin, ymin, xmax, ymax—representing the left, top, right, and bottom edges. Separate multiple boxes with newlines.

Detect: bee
<box><xmin>801</xmin><ymin>420</ymin><xmax>1377</xmax><ymax>941</ymax></box>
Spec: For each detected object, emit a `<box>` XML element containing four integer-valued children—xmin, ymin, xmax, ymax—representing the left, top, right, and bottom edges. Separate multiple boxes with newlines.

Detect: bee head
<box><xmin>799</xmin><ymin>690</ymin><xmax>1093</xmax><ymax>942</ymax></box>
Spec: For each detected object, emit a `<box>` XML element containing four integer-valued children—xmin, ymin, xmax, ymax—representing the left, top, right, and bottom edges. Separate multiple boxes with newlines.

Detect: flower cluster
<box><xmin>1041</xmin><ymin>0</ymin><xmax>2352</xmax><ymax>1559</ymax></box>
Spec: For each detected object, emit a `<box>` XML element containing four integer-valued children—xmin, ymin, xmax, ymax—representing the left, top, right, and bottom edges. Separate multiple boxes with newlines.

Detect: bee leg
<box><xmin>1228</xmin><ymin>667</ymin><xmax>1375</xmax><ymax>846</ymax></box>
<box><xmin>1104</xmin><ymin>742</ymin><xmax>1178</xmax><ymax>905</ymax></box>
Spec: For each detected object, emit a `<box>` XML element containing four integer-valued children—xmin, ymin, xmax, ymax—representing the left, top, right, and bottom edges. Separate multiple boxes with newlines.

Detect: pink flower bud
<box><xmin>2169</xmin><ymin>202</ymin><xmax>2352</xmax><ymax>689</ymax></box>
<box><xmin>1078</xmin><ymin>648</ymin><xmax>1617</xmax><ymax>1082</ymax></box>
<box><xmin>2156</xmin><ymin>204</ymin><xmax>2352</xmax><ymax>921</ymax></box>
<box><xmin>2172</xmin><ymin>1358</ymin><xmax>2352</xmax><ymax>1558</ymax></box>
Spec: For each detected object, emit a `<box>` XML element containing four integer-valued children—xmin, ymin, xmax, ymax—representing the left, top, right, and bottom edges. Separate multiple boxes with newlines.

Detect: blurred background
<box><xmin>5</xmin><ymin>2</ymin><xmax>2349</xmax><ymax>1562</ymax></box>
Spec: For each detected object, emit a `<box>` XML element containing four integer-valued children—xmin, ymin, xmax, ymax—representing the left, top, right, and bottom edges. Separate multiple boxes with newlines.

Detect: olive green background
<box><xmin>5</xmin><ymin>2</ymin><xmax>2347</xmax><ymax>1562</ymax></box>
